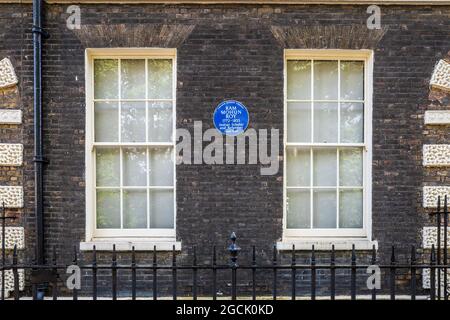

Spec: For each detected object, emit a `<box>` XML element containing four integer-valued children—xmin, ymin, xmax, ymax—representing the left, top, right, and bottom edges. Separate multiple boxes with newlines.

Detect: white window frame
<box><xmin>283</xmin><ymin>49</ymin><xmax>373</xmax><ymax>241</ymax></box>
<box><xmin>85</xmin><ymin>48</ymin><xmax>177</xmax><ymax>242</ymax></box>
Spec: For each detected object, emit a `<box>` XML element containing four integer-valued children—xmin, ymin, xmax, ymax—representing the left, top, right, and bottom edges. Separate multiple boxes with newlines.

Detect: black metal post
<box><xmin>228</xmin><ymin>232</ymin><xmax>240</xmax><ymax>300</ymax></box>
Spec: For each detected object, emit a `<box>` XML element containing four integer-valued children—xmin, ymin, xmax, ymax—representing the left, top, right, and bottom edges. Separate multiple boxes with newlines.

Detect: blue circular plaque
<box><xmin>213</xmin><ymin>100</ymin><xmax>249</xmax><ymax>136</ymax></box>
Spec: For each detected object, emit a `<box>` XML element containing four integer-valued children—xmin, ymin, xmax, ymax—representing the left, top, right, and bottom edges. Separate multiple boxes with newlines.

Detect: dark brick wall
<box><xmin>0</xmin><ymin>3</ymin><xmax>449</xmax><ymax>296</ymax></box>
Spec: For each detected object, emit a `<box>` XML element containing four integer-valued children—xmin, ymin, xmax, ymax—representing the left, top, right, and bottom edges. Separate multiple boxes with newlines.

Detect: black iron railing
<box><xmin>0</xmin><ymin>196</ymin><xmax>448</xmax><ymax>301</ymax></box>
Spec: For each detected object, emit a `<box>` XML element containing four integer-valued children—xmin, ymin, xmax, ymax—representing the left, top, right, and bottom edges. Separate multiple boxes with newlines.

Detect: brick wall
<box><xmin>0</xmin><ymin>3</ymin><xmax>449</xmax><ymax>296</ymax></box>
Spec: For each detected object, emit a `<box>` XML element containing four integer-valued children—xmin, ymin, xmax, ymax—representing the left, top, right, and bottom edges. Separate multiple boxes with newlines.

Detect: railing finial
<box><xmin>228</xmin><ymin>232</ymin><xmax>241</xmax><ymax>267</ymax></box>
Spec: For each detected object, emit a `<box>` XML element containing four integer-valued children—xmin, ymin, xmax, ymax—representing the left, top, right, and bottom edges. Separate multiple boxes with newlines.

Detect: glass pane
<box><xmin>341</xmin><ymin>103</ymin><xmax>364</xmax><ymax>143</ymax></box>
<box><xmin>339</xmin><ymin>148</ymin><xmax>363</xmax><ymax>186</ymax></box>
<box><xmin>121</xmin><ymin>59</ymin><xmax>145</xmax><ymax>99</ymax></box>
<box><xmin>123</xmin><ymin>148</ymin><xmax>147</xmax><ymax>186</ymax></box>
<box><xmin>94</xmin><ymin>59</ymin><xmax>118</xmax><ymax>99</ymax></box>
<box><xmin>287</xmin><ymin>60</ymin><xmax>311</xmax><ymax>100</ymax></box>
<box><xmin>96</xmin><ymin>190</ymin><xmax>120</xmax><ymax>228</ymax></box>
<box><xmin>287</xmin><ymin>102</ymin><xmax>311</xmax><ymax>143</ymax></box>
<box><xmin>313</xmin><ymin>189</ymin><xmax>337</xmax><ymax>228</ymax></box>
<box><xmin>148</xmin><ymin>102</ymin><xmax>172</xmax><ymax>142</ymax></box>
<box><xmin>314</xmin><ymin>102</ymin><xmax>338</xmax><ymax>143</ymax></box>
<box><xmin>286</xmin><ymin>148</ymin><xmax>310</xmax><ymax>187</ymax></box>
<box><xmin>121</xmin><ymin>101</ymin><xmax>146</xmax><ymax>142</ymax></box>
<box><xmin>313</xmin><ymin>149</ymin><xmax>336</xmax><ymax>186</ymax></box>
<box><xmin>313</xmin><ymin>61</ymin><xmax>338</xmax><ymax>100</ymax></box>
<box><xmin>123</xmin><ymin>189</ymin><xmax>147</xmax><ymax>229</ymax></box>
<box><xmin>340</xmin><ymin>61</ymin><xmax>364</xmax><ymax>100</ymax></box>
<box><xmin>148</xmin><ymin>59</ymin><xmax>172</xmax><ymax>99</ymax></box>
<box><xmin>149</xmin><ymin>148</ymin><xmax>173</xmax><ymax>186</ymax></box>
<box><xmin>150</xmin><ymin>189</ymin><xmax>174</xmax><ymax>228</ymax></box>
<box><xmin>339</xmin><ymin>190</ymin><xmax>363</xmax><ymax>228</ymax></box>
<box><xmin>96</xmin><ymin>148</ymin><xmax>120</xmax><ymax>187</ymax></box>
<box><xmin>95</xmin><ymin>102</ymin><xmax>118</xmax><ymax>142</ymax></box>
<box><xmin>287</xmin><ymin>190</ymin><xmax>310</xmax><ymax>228</ymax></box>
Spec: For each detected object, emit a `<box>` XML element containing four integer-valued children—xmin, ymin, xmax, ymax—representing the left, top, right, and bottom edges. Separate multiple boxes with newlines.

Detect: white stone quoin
<box><xmin>429</xmin><ymin>59</ymin><xmax>450</xmax><ymax>92</ymax></box>
<box><xmin>423</xmin><ymin>186</ymin><xmax>450</xmax><ymax>208</ymax></box>
<box><xmin>0</xmin><ymin>109</ymin><xmax>22</xmax><ymax>124</ymax></box>
<box><xmin>422</xmin><ymin>227</ymin><xmax>450</xmax><ymax>249</ymax></box>
<box><xmin>0</xmin><ymin>144</ymin><xmax>23</xmax><ymax>166</ymax></box>
<box><xmin>422</xmin><ymin>268</ymin><xmax>450</xmax><ymax>291</ymax></box>
<box><xmin>0</xmin><ymin>186</ymin><xmax>23</xmax><ymax>208</ymax></box>
<box><xmin>424</xmin><ymin>110</ymin><xmax>450</xmax><ymax>125</ymax></box>
<box><xmin>0</xmin><ymin>227</ymin><xmax>24</xmax><ymax>250</ymax></box>
<box><xmin>423</xmin><ymin>144</ymin><xmax>450</xmax><ymax>166</ymax></box>
<box><xmin>0</xmin><ymin>57</ymin><xmax>18</xmax><ymax>89</ymax></box>
<box><xmin>0</xmin><ymin>269</ymin><xmax>24</xmax><ymax>298</ymax></box>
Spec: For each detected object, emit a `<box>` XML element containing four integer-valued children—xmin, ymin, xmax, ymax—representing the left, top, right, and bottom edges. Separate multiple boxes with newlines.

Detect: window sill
<box><xmin>277</xmin><ymin>238</ymin><xmax>378</xmax><ymax>251</ymax></box>
<box><xmin>80</xmin><ymin>239</ymin><xmax>181</xmax><ymax>251</ymax></box>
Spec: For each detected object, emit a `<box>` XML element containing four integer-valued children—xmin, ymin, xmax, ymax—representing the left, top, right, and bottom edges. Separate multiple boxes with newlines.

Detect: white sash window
<box><xmin>86</xmin><ymin>49</ymin><xmax>176</xmax><ymax>239</ymax></box>
<box><xmin>284</xmin><ymin>50</ymin><xmax>373</xmax><ymax>239</ymax></box>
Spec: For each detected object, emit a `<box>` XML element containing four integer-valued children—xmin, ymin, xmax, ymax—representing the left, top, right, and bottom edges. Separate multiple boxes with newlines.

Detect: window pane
<box><xmin>313</xmin><ymin>61</ymin><xmax>338</xmax><ymax>100</ymax></box>
<box><xmin>95</xmin><ymin>102</ymin><xmax>118</xmax><ymax>142</ymax></box>
<box><xmin>123</xmin><ymin>189</ymin><xmax>147</xmax><ymax>229</ymax></box>
<box><xmin>339</xmin><ymin>190</ymin><xmax>363</xmax><ymax>228</ymax></box>
<box><xmin>341</xmin><ymin>103</ymin><xmax>364</xmax><ymax>143</ymax></box>
<box><xmin>340</xmin><ymin>61</ymin><xmax>364</xmax><ymax>100</ymax></box>
<box><xmin>148</xmin><ymin>102</ymin><xmax>172</xmax><ymax>142</ymax></box>
<box><xmin>287</xmin><ymin>102</ymin><xmax>311</xmax><ymax>142</ymax></box>
<box><xmin>313</xmin><ymin>189</ymin><xmax>337</xmax><ymax>228</ymax></box>
<box><xmin>96</xmin><ymin>148</ymin><xmax>120</xmax><ymax>187</ymax></box>
<box><xmin>150</xmin><ymin>189</ymin><xmax>174</xmax><ymax>228</ymax></box>
<box><xmin>286</xmin><ymin>148</ymin><xmax>310</xmax><ymax>187</ymax></box>
<box><xmin>121</xmin><ymin>101</ymin><xmax>146</xmax><ymax>142</ymax></box>
<box><xmin>287</xmin><ymin>190</ymin><xmax>310</xmax><ymax>228</ymax></box>
<box><xmin>149</xmin><ymin>148</ymin><xmax>173</xmax><ymax>186</ymax></box>
<box><xmin>314</xmin><ymin>102</ymin><xmax>338</xmax><ymax>143</ymax></box>
<box><xmin>313</xmin><ymin>148</ymin><xmax>336</xmax><ymax>186</ymax></box>
<box><xmin>123</xmin><ymin>148</ymin><xmax>147</xmax><ymax>186</ymax></box>
<box><xmin>148</xmin><ymin>59</ymin><xmax>172</xmax><ymax>99</ymax></box>
<box><xmin>339</xmin><ymin>148</ymin><xmax>363</xmax><ymax>186</ymax></box>
<box><xmin>94</xmin><ymin>59</ymin><xmax>118</xmax><ymax>99</ymax></box>
<box><xmin>96</xmin><ymin>190</ymin><xmax>120</xmax><ymax>228</ymax></box>
<box><xmin>121</xmin><ymin>59</ymin><xmax>145</xmax><ymax>99</ymax></box>
<box><xmin>287</xmin><ymin>60</ymin><xmax>311</xmax><ymax>100</ymax></box>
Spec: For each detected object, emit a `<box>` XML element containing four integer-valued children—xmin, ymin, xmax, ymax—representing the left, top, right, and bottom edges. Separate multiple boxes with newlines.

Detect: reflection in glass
<box><xmin>313</xmin><ymin>61</ymin><xmax>338</xmax><ymax>100</ymax></box>
<box><xmin>96</xmin><ymin>190</ymin><xmax>120</xmax><ymax>228</ymax></box>
<box><xmin>96</xmin><ymin>148</ymin><xmax>120</xmax><ymax>187</ymax></box>
<box><xmin>148</xmin><ymin>59</ymin><xmax>172</xmax><ymax>99</ymax></box>
<box><xmin>287</xmin><ymin>190</ymin><xmax>310</xmax><ymax>228</ymax></box>
<box><xmin>339</xmin><ymin>148</ymin><xmax>363</xmax><ymax>186</ymax></box>
<box><xmin>123</xmin><ymin>189</ymin><xmax>147</xmax><ymax>228</ymax></box>
<box><xmin>149</xmin><ymin>148</ymin><xmax>173</xmax><ymax>186</ymax></box>
<box><xmin>95</xmin><ymin>102</ymin><xmax>118</xmax><ymax>142</ymax></box>
<box><xmin>341</xmin><ymin>103</ymin><xmax>364</xmax><ymax>143</ymax></box>
<box><xmin>314</xmin><ymin>102</ymin><xmax>338</xmax><ymax>143</ymax></box>
<box><xmin>313</xmin><ymin>148</ymin><xmax>336</xmax><ymax>186</ymax></box>
<box><xmin>121</xmin><ymin>102</ymin><xmax>146</xmax><ymax>142</ymax></box>
<box><xmin>150</xmin><ymin>190</ymin><xmax>174</xmax><ymax>228</ymax></box>
<box><xmin>287</xmin><ymin>102</ymin><xmax>311</xmax><ymax>142</ymax></box>
<box><xmin>340</xmin><ymin>61</ymin><xmax>364</xmax><ymax>100</ymax></box>
<box><xmin>339</xmin><ymin>190</ymin><xmax>363</xmax><ymax>228</ymax></box>
<box><xmin>123</xmin><ymin>148</ymin><xmax>147</xmax><ymax>186</ymax></box>
<box><xmin>313</xmin><ymin>189</ymin><xmax>337</xmax><ymax>228</ymax></box>
<box><xmin>148</xmin><ymin>102</ymin><xmax>172</xmax><ymax>142</ymax></box>
<box><xmin>286</xmin><ymin>148</ymin><xmax>310</xmax><ymax>187</ymax></box>
<box><xmin>287</xmin><ymin>60</ymin><xmax>311</xmax><ymax>100</ymax></box>
<box><xmin>121</xmin><ymin>59</ymin><xmax>145</xmax><ymax>99</ymax></box>
<box><xmin>94</xmin><ymin>59</ymin><xmax>118</xmax><ymax>99</ymax></box>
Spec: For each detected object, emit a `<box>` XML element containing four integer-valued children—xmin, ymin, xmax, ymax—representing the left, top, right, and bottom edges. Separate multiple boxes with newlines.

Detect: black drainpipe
<box><xmin>32</xmin><ymin>0</ymin><xmax>47</xmax><ymax>267</ymax></box>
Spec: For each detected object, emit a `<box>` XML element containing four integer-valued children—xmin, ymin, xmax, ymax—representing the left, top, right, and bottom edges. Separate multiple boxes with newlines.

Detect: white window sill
<box><xmin>277</xmin><ymin>238</ymin><xmax>378</xmax><ymax>251</ymax></box>
<box><xmin>80</xmin><ymin>239</ymin><xmax>181</xmax><ymax>251</ymax></box>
